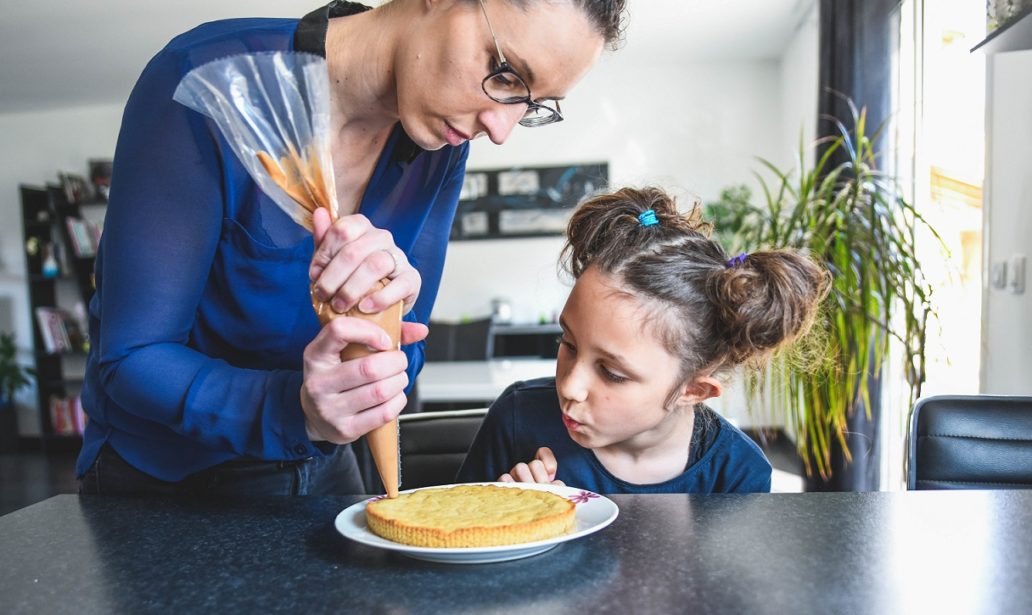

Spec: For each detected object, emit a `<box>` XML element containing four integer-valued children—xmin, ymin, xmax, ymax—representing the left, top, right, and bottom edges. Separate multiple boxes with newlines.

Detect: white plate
<box><xmin>335</xmin><ymin>482</ymin><xmax>619</xmax><ymax>564</ymax></box>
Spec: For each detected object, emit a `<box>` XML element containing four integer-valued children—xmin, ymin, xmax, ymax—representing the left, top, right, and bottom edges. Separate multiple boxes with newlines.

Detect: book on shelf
<box><xmin>35</xmin><ymin>307</ymin><xmax>71</xmax><ymax>353</ymax></box>
<box><xmin>49</xmin><ymin>394</ymin><xmax>87</xmax><ymax>436</ymax></box>
<box><xmin>34</xmin><ymin>307</ymin><xmax>88</xmax><ymax>354</ymax></box>
<box><xmin>65</xmin><ymin>216</ymin><xmax>97</xmax><ymax>257</ymax></box>
<box><xmin>89</xmin><ymin>219</ymin><xmax>103</xmax><ymax>248</ymax></box>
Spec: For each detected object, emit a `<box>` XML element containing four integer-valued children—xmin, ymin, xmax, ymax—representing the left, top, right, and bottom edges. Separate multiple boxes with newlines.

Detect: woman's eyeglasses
<box><xmin>478</xmin><ymin>0</ymin><xmax>563</xmax><ymax>127</ymax></box>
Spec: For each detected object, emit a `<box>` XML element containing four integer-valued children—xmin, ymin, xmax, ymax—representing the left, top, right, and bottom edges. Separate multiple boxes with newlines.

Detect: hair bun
<box><xmin>709</xmin><ymin>251</ymin><xmax>830</xmax><ymax>364</ymax></box>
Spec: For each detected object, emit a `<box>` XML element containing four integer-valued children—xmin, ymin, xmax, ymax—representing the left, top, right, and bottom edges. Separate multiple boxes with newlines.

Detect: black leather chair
<box><xmin>907</xmin><ymin>395</ymin><xmax>1032</xmax><ymax>490</ymax></box>
<box><xmin>355</xmin><ymin>408</ymin><xmax>487</xmax><ymax>493</ymax></box>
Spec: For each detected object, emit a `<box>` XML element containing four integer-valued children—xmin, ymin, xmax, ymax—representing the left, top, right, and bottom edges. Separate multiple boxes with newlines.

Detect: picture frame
<box><xmin>450</xmin><ymin>162</ymin><xmax>608</xmax><ymax>241</ymax></box>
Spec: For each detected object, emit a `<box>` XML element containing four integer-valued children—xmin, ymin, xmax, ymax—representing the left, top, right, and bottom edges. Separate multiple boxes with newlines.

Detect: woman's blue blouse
<box><xmin>76</xmin><ymin>14</ymin><xmax>469</xmax><ymax>481</ymax></box>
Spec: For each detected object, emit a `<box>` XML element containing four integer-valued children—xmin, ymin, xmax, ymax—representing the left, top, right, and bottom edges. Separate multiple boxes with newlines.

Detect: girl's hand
<box><xmin>300</xmin><ymin>315</ymin><xmax>429</xmax><ymax>444</ymax></box>
<box><xmin>310</xmin><ymin>208</ymin><xmax>421</xmax><ymax>315</ymax></box>
<box><xmin>499</xmin><ymin>447</ymin><xmax>565</xmax><ymax>486</ymax></box>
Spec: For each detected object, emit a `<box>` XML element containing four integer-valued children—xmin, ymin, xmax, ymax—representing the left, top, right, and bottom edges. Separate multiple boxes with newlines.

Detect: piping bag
<box><xmin>173</xmin><ymin>52</ymin><xmax>402</xmax><ymax>497</ymax></box>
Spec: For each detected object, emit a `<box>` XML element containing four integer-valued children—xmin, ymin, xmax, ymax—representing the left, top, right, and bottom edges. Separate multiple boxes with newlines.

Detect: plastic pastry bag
<box><xmin>173</xmin><ymin>52</ymin><xmax>402</xmax><ymax>497</ymax></box>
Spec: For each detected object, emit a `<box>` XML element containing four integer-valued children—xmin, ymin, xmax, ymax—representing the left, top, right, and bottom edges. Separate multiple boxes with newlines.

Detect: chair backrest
<box><xmin>424</xmin><ymin>320</ymin><xmax>456</xmax><ymax>362</ymax></box>
<box><xmin>452</xmin><ymin>318</ymin><xmax>494</xmax><ymax>360</ymax></box>
<box><xmin>425</xmin><ymin>318</ymin><xmax>493</xmax><ymax>361</ymax></box>
<box><xmin>353</xmin><ymin>408</ymin><xmax>488</xmax><ymax>493</ymax></box>
<box><xmin>907</xmin><ymin>395</ymin><xmax>1032</xmax><ymax>490</ymax></box>
<box><xmin>399</xmin><ymin>408</ymin><xmax>487</xmax><ymax>489</ymax></box>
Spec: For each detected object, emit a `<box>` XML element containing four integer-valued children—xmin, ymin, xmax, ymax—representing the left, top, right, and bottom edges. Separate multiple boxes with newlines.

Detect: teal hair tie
<box><xmin>638</xmin><ymin>210</ymin><xmax>659</xmax><ymax>227</ymax></box>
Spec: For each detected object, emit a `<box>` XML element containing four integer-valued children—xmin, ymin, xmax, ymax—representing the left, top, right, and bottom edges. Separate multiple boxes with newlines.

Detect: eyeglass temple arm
<box><xmin>478</xmin><ymin>0</ymin><xmax>508</xmax><ymax>65</ymax></box>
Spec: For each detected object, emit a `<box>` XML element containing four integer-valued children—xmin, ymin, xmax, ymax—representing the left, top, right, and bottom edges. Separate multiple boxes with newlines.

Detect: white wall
<box><xmin>779</xmin><ymin>1</ymin><xmax>820</xmax><ymax>167</ymax></box>
<box><xmin>435</xmin><ymin>59</ymin><xmax>790</xmax><ymax>324</ymax></box>
<box><xmin>982</xmin><ymin>50</ymin><xmax>1032</xmax><ymax>393</ymax></box>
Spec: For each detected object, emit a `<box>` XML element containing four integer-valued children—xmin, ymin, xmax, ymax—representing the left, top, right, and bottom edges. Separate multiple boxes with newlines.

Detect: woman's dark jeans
<box><xmin>79</xmin><ymin>443</ymin><xmax>366</xmax><ymax>496</ymax></box>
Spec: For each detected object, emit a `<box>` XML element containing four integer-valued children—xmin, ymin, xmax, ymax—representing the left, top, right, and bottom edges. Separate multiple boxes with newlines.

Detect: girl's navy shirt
<box><xmin>457</xmin><ymin>378</ymin><xmax>773</xmax><ymax>494</ymax></box>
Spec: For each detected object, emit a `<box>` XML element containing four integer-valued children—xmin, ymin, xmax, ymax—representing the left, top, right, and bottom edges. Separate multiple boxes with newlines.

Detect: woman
<box><xmin>77</xmin><ymin>0</ymin><xmax>626</xmax><ymax>495</ymax></box>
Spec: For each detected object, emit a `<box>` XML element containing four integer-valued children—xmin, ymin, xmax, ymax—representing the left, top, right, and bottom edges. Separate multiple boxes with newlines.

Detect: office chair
<box><xmin>907</xmin><ymin>395</ymin><xmax>1032</xmax><ymax>490</ymax></box>
<box><xmin>354</xmin><ymin>408</ymin><xmax>488</xmax><ymax>493</ymax></box>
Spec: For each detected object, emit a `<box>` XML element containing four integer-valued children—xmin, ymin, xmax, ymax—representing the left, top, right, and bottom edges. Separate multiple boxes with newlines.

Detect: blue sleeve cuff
<box><xmin>280</xmin><ymin>370</ymin><xmax>317</xmax><ymax>458</ymax></box>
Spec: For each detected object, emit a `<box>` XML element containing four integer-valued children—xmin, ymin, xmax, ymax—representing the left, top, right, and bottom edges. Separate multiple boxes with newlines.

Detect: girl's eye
<box><xmin>599</xmin><ymin>365</ymin><xmax>629</xmax><ymax>384</ymax></box>
<box><xmin>556</xmin><ymin>335</ymin><xmax>576</xmax><ymax>353</ymax></box>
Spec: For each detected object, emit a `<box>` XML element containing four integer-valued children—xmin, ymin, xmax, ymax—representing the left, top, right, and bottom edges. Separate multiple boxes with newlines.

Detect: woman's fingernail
<box><xmin>381</xmin><ymin>332</ymin><xmax>392</xmax><ymax>348</ymax></box>
<box><xmin>310</xmin><ymin>266</ymin><xmax>322</xmax><ymax>280</ymax></box>
<box><xmin>331</xmin><ymin>299</ymin><xmax>347</xmax><ymax>313</ymax></box>
<box><xmin>359</xmin><ymin>298</ymin><xmax>375</xmax><ymax>313</ymax></box>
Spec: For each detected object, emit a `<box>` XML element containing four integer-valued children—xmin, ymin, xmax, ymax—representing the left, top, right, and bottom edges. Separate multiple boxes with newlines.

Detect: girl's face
<box><xmin>394</xmin><ymin>0</ymin><xmax>604</xmax><ymax>150</ymax></box>
<box><xmin>555</xmin><ymin>267</ymin><xmax>717</xmax><ymax>454</ymax></box>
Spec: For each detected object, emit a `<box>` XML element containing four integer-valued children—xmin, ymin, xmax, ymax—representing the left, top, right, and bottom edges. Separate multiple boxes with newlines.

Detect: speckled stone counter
<box><xmin>2</xmin><ymin>491</ymin><xmax>1032</xmax><ymax>614</ymax></box>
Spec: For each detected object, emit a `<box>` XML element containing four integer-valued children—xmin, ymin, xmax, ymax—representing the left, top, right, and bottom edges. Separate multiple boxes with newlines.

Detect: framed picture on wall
<box><xmin>450</xmin><ymin>162</ymin><xmax>608</xmax><ymax>241</ymax></box>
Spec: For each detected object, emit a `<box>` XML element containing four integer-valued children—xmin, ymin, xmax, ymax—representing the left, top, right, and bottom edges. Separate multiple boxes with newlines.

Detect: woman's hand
<box><xmin>300</xmin><ymin>315</ymin><xmax>429</xmax><ymax>444</ymax></box>
<box><xmin>499</xmin><ymin>447</ymin><xmax>565</xmax><ymax>486</ymax></box>
<box><xmin>310</xmin><ymin>207</ymin><xmax>421</xmax><ymax>315</ymax></box>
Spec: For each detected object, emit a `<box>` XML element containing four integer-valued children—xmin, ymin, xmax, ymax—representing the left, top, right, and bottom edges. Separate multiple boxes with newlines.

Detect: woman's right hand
<box><xmin>499</xmin><ymin>447</ymin><xmax>565</xmax><ymax>486</ymax></box>
<box><xmin>300</xmin><ymin>315</ymin><xmax>428</xmax><ymax>444</ymax></box>
<box><xmin>310</xmin><ymin>208</ymin><xmax>421</xmax><ymax>317</ymax></box>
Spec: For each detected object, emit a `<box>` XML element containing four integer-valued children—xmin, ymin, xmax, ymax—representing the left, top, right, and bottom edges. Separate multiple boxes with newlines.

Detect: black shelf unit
<box><xmin>19</xmin><ymin>184</ymin><xmax>105</xmax><ymax>451</ymax></box>
<box><xmin>972</xmin><ymin>6</ymin><xmax>1032</xmax><ymax>54</ymax></box>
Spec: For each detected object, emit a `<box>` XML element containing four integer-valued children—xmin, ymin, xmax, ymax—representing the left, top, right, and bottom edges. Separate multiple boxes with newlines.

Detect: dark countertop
<box><xmin>3</xmin><ymin>491</ymin><xmax>1032</xmax><ymax>614</ymax></box>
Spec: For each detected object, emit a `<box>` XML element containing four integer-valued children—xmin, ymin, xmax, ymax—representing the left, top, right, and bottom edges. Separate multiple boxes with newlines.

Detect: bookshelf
<box><xmin>19</xmin><ymin>179</ymin><xmax>105</xmax><ymax>450</ymax></box>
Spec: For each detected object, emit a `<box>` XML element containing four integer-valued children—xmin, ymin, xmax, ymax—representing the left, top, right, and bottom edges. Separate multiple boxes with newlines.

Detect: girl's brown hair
<box><xmin>561</xmin><ymin>186</ymin><xmax>831</xmax><ymax>382</ymax></box>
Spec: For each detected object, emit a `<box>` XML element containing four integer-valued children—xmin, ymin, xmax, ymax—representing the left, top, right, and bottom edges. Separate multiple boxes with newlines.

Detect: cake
<box><xmin>365</xmin><ymin>484</ymin><xmax>577</xmax><ymax>548</ymax></box>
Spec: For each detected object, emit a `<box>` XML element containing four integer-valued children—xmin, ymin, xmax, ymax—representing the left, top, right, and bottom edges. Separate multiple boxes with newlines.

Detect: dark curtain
<box><xmin>809</xmin><ymin>0</ymin><xmax>901</xmax><ymax>492</ymax></box>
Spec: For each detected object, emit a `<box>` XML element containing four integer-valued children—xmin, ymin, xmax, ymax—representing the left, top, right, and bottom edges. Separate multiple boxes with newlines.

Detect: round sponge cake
<box><xmin>365</xmin><ymin>484</ymin><xmax>576</xmax><ymax>548</ymax></box>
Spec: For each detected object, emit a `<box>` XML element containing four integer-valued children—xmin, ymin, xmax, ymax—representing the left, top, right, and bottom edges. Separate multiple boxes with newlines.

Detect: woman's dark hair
<box><xmin>496</xmin><ymin>0</ymin><xmax>628</xmax><ymax>49</ymax></box>
<box><xmin>561</xmin><ymin>186</ymin><xmax>831</xmax><ymax>382</ymax></box>
<box><xmin>567</xmin><ymin>0</ymin><xmax>627</xmax><ymax>49</ymax></box>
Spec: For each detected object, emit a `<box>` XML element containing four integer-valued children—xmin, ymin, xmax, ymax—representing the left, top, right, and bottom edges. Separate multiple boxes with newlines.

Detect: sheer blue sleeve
<box><xmin>94</xmin><ymin>48</ymin><xmax>312</xmax><ymax>459</ymax></box>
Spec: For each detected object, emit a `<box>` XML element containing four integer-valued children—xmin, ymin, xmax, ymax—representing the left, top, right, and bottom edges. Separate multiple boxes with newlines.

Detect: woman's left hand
<box><xmin>310</xmin><ymin>207</ymin><xmax>421</xmax><ymax>315</ymax></box>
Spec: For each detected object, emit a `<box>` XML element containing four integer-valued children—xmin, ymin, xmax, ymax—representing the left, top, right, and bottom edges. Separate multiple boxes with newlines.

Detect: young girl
<box><xmin>456</xmin><ymin>186</ymin><xmax>829</xmax><ymax>493</ymax></box>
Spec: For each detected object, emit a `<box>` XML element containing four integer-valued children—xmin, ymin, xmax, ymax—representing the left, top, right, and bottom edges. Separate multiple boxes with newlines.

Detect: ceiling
<box><xmin>0</xmin><ymin>0</ymin><xmax>812</xmax><ymax>114</ymax></box>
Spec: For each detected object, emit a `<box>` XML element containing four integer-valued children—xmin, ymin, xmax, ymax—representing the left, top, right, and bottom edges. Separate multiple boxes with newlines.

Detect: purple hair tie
<box><xmin>726</xmin><ymin>253</ymin><xmax>748</xmax><ymax>268</ymax></box>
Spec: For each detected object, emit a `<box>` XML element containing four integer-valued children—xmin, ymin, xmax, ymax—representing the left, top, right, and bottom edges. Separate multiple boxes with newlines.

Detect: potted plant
<box><xmin>0</xmin><ymin>332</ymin><xmax>35</xmax><ymax>453</ymax></box>
<box><xmin>706</xmin><ymin>100</ymin><xmax>941</xmax><ymax>482</ymax></box>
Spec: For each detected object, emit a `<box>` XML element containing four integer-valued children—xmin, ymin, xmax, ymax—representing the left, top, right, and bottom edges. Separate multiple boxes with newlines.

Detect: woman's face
<box><xmin>395</xmin><ymin>0</ymin><xmax>604</xmax><ymax>150</ymax></box>
<box><xmin>555</xmin><ymin>266</ymin><xmax>698</xmax><ymax>454</ymax></box>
